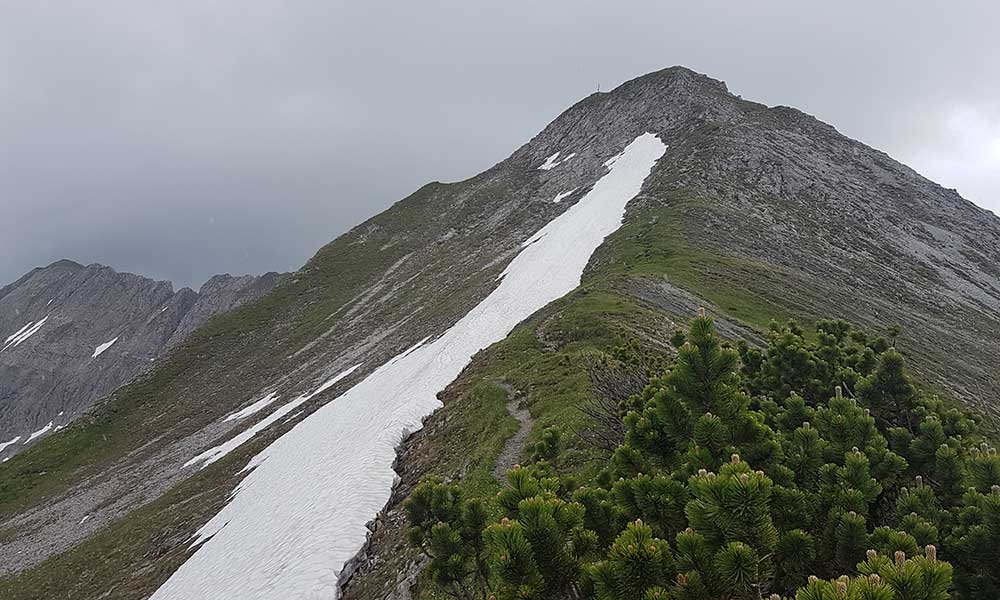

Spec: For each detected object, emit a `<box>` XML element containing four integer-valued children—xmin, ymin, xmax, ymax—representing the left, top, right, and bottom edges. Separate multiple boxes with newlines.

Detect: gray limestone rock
<box><xmin>0</xmin><ymin>261</ymin><xmax>281</xmax><ymax>456</ymax></box>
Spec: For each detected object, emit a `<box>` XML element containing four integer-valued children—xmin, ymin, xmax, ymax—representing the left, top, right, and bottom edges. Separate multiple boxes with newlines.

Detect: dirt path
<box><xmin>492</xmin><ymin>382</ymin><xmax>533</xmax><ymax>482</ymax></box>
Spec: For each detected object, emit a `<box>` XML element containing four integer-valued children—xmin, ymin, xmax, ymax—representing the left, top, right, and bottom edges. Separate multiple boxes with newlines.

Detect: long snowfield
<box><xmin>150</xmin><ymin>133</ymin><xmax>666</xmax><ymax>600</ymax></box>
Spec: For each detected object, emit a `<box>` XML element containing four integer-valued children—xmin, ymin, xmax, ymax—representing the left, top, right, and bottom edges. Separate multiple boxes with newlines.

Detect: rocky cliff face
<box><xmin>0</xmin><ymin>261</ymin><xmax>281</xmax><ymax>457</ymax></box>
<box><xmin>1</xmin><ymin>67</ymin><xmax>998</xmax><ymax>599</ymax></box>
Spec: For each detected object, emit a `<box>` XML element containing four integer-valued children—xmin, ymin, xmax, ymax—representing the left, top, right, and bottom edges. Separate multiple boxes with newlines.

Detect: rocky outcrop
<box><xmin>165</xmin><ymin>273</ymin><xmax>283</xmax><ymax>348</ymax></box>
<box><xmin>0</xmin><ymin>261</ymin><xmax>281</xmax><ymax>456</ymax></box>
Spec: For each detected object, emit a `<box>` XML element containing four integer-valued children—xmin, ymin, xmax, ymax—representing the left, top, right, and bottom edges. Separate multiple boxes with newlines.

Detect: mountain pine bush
<box><xmin>404</xmin><ymin>315</ymin><xmax>999</xmax><ymax>599</ymax></box>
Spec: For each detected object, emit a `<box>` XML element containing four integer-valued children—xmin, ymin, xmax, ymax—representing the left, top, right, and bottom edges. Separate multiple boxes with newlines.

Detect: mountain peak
<box><xmin>611</xmin><ymin>65</ymin><xmax>731</xmax><ymax>97</ymax></box>
<box><xmin>513</xmin><ymin>67</ymin><xmax>766</xmax><ymax>168</ymax></box>
<box><xmin>43</xmin><ymin>259</ymin><xmax>85</xmax><ymax>271</ymax></box>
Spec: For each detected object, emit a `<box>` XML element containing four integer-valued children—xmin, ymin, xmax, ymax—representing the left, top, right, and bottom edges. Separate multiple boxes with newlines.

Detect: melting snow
<box><xmin>184</xmin><ymin>366</ymin><xmax>360</xmax><ymax>470</ymax></box>
<box><xmin>552</xmin><ymin>188</ymin><xmax>578</xmax><ymax>203</ymax></box>
<box><xmin>2</xmin><ymin>316</ymin><xmax>48</xmax><ymax>352</ymax></box>
<box><xmin>0</xmin><ymin>436</ymin><xmax>22</xmax><ymax>453</ymax></box>
<box><xmin>538</xmin><ymin>151</ymin><xmax>561</xmax><ymax>170</ymax></box>
<box><xmin>25</xmin><ymin>422</ymin><xmax>53</xmax><ymax>443</ymax></box>
<box><xmin>539</xmin><ymin>151</ymin><xmax>576</xmax><ymax>171</ymax></box>
<box><xmin>150</xmin><ymin>133</ymin><xmax>666</xmax><ymax>600</ymax></box>
<box><xmin>224</xmin><ymin>393</ymin><xmax>280</xmax><ymax>422</ymax></box>
<box><xmin>92</xmin><ymin>337</ymin><xmax>119</xmax><ymax>358</ymax></box>
<box><xmin>5</xmin><ymin>322</ymin><xmax>34</xmax><ymax>343</ymax></box>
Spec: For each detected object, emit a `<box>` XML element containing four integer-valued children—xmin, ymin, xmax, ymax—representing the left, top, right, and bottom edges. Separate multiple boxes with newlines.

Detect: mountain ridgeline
<box><xmin>0</xmin><ymin>67</ymin><xmax>998</xmax><ymax>599</ymax></box>
<box><xmin>0</xmin><ymin>260</ymin><xmax>281</xmax><ymax>457</ymax></box>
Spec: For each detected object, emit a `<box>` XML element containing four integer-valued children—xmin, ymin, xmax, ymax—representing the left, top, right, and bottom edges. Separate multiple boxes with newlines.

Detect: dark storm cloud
<box><xmin>2</xmin><ymin>1</ymin><xmax>997</xmax><ymax>288</ymax></box>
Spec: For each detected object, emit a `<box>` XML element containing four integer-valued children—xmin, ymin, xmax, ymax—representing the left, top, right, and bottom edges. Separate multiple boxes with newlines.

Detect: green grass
<box><xmin>587</xmin><ymin>192</ymin><xmax>800</xmax><ymax>331</ymax></box>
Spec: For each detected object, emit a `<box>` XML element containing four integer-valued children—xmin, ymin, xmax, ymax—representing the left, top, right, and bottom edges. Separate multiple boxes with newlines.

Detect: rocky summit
<box><xmin>0</xmin><ymin>67</ymin><xmax>998</xmax><ymax>599</ymax></box>
<box><xmin>0</xmin><ymin>260</ymin><xmax>281</xmax><ymax>458</ymax></box>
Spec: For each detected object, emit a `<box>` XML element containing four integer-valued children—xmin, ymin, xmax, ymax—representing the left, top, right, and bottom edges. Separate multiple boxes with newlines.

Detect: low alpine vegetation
<box><xmin>404</xmin><ymin>314</ymin><xmax>999</xmax><ymax>599</ymax></box>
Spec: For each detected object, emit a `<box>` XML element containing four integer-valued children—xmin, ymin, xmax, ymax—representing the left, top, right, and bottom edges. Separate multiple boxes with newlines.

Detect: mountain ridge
<box><xmin>0</xmin><ymin>260</ymin><xmax>283</xmax><ymax>457</ymax></box>
<box><xmin>0</xmin><ymin>65</ymin><xmax>998</xmax><ymax>599</ymax></box>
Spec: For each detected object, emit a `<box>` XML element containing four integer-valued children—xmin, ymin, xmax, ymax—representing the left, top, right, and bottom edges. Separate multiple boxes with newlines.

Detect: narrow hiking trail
<box><xmin>493</xmin><ymin>382</ymin><xmax>533</xmax><ymax>482</ymax></box>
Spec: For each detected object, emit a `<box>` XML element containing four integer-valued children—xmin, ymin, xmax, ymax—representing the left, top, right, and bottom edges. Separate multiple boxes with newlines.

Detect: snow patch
<box><xmin>92</xmin><ymin>337</ymin><xmax>119</xmax><ymax>358</ymax></box>
<box><xmin>150</xmin><ymin>133</ymin><xmax>667</xmax><ymax>600</ymax></box>
<box><xmin>26</xmin><ymin>422</ymin><xmax>53</xmax><ymax>443</ymax></box>
<box><xmin>4</xmin><ymin>321</ymin><xmax>35</xmax><ymax>343</ymax></box>
<box><xmin>79</xmin><ymin>515</ymin><xmax>91</xmax><ymax>525</ymax></box>
<box><xmin>0</xmin><ymin>436</ymin><xmax>22</xmax><ymax>453</ymax></box>
<box><xmin>183</xmin><ymin>366</ymin><xmax>360</xmax><ymax>471</ymax></box>
<box><xmin>2</xmin><ymin>316</ymin><xmax>48</xmax><ymax>351</ymax></box>
<box><xmin>538</xmin><ymin>151</ymin><xmax>560</xmax><ymax>170</ymax></box>
<box><xmin>538</xmin><ymin>151</ymin><xmax>576</xmax><ymax>171</ymax></box>
<box><xmin>552</xmin><ymin>188</ymin><xmax>577</xmax><ymax>203</ymax></box>
<box><xmin>224</xmin><ymin>393</ymin><xmax>280</xmax><ymax>422</ymax></box>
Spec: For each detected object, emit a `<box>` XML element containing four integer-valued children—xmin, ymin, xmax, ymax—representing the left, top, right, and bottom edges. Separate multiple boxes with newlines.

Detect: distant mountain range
<box><xmin>0</xmin><ymin>260</ymin><xmax>281</xmax><ymax>458</ymax></box>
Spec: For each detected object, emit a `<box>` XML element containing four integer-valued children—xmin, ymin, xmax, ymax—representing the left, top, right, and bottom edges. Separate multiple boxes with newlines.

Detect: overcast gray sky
<box><xmin>2</xmin><ymin>1</ymin><xmax>998</xmax><ymax>289</ymax></box>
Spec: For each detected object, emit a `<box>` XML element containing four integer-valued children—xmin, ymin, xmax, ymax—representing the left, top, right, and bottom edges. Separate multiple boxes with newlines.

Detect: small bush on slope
<box><xmin>404</xmin><ymin>315</ymin><xmax>999</xmax><ymax>599</ymax></box>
